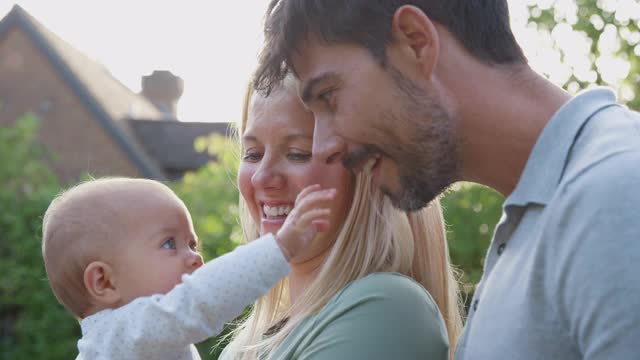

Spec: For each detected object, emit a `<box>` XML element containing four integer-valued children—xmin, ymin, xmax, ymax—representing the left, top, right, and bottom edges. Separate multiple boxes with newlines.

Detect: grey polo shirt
<box><xmin>455</xmin><ymin>88</ymin><xmax>640</xmax><ymax>360</ymax></box>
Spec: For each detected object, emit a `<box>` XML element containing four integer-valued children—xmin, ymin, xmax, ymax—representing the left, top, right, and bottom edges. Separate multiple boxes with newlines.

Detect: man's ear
<box><xmin>390</xmin><ymin>5</ymin><xmax>440</xmax><ymax>79</ymax></box>
<box><xmin>83</xmin><ymin>261</ymin><xmax>121</xmax><ymax>307</ymax></box>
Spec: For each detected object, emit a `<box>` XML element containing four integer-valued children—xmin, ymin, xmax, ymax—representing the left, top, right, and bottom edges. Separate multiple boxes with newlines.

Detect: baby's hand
<box><xmin>275</xmin><ymin>184</ymin><xmax>336</xmax><ymax>262</ymax></box>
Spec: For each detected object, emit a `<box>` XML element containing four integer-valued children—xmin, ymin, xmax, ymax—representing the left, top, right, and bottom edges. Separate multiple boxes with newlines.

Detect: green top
<box><xmin>222</xmin><ymin>272</ymin><xmax>449</xmax><ymax>360</ymax></box>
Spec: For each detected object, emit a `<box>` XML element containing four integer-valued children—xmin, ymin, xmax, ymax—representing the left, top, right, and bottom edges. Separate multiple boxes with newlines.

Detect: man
<box><xmin>253</xmin><ymin>1</ymin><xmax>640</xmax><ymax>359</ymax></box>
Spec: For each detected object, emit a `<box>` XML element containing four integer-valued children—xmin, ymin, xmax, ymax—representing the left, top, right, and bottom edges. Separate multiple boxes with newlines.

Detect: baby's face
<box><xmin>111</xmin><ymin>189</ymin><xmax>203</xmax><ymax>305</ymax></box>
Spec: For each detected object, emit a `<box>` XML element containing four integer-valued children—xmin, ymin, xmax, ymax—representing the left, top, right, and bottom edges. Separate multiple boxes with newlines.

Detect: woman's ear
<box><xmin>390</xmin><ymin>5</ymin><xmax>440</xmax><ymax>79</ymax></box>
<box><xmin>83</xmin><ymin>261</ymin><xmax>121</xmax><ymax>308</ymax></box>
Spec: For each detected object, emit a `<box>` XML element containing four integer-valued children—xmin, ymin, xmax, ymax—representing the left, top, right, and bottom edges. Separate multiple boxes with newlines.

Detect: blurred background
<box><xmin>1</xmin><ymin>0</ymin><xmax>638</xmax><ymax>358</ymax></box>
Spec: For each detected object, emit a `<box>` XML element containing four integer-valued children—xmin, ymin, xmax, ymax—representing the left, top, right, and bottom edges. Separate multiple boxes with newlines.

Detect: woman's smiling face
<box><xmin>238</xmin><ymin>86</ymin><xmax>354</xmax><ymax>263</ymax></box>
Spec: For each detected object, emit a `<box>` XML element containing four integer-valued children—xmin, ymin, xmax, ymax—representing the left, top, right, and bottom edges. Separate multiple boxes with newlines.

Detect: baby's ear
<box><xmin>83</xmin><ymin>261</ymin><xmax>121</xmax><ymax>307</ymax></box>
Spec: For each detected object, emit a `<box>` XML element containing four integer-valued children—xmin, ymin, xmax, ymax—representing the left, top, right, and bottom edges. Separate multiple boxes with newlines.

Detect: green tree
<box><xmin>172</xmin><ymin>134</ymin><xmax>242</xmax><ymax>261</ymax></box>
<box><xmin>527</xmin><ymin>0</ymin><xmax>640</xmax><ymax>110</ymax></box>
<box><xmin>0</xmin><ymin>114</ymin><xmax>78</xmax><ymax>359</ymax></box>
<box><xmin>441</xmin><ymin>184</ymin><xmax>504</xmax><ymax>309</ymax></box>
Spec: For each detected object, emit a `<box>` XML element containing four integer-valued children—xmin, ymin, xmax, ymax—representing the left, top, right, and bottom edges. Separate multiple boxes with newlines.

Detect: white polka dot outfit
<box><xmin>76</xmin><ymin>234</ymin><xmax>289</xmax><ymax>360</ymax></box>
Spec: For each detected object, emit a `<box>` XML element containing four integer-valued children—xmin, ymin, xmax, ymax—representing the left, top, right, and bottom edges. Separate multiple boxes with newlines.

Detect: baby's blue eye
<box><xmin>161</xmin><ymin>238</ymin><xmax>176</xmax><ymax>250</ymax></box>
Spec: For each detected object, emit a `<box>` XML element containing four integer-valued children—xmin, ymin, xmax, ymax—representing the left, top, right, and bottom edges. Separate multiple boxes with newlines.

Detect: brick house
<box><xmin>0</xmin><ymin>5</ymin><xmax>230</xmax><ymax>183</ymax></box>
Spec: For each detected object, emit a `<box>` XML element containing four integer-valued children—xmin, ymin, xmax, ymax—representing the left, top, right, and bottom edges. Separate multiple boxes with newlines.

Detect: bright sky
<box><xmin>1</xmin><ymin>0</ymin><xmax>268</xmax><ymax>123</ymax></box>
<box><xmin>1</xmin><ymin>1</ymin><xmax>638</xmax><ymax>122</ymax></box>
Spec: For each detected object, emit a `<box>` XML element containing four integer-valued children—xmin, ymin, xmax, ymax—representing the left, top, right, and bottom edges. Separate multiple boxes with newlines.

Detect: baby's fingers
<box><xmin>295</xmin><ymin>184</ymin><xmax>322</xmax><ymax>204</ymax></box>
<box><xmin>297</xmin><ymin>208</ymin><xmax>331</xmax><ymax>228</ymax></box>
<box><xmin>311</xmin><ymin>219</ymin><xmax>331</xmax><ymax>233</ymax></box>
<box><xmin>295</xmin><ymin>189</ymin><xmax>336</xmax><ymax>214</ymax></box>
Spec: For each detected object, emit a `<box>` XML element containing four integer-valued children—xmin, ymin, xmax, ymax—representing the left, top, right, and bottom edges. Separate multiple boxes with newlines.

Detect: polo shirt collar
<box><xmin>505</xmin><ymin>87</ymin><xmax>618</xmax><ymax>207</ymax></box>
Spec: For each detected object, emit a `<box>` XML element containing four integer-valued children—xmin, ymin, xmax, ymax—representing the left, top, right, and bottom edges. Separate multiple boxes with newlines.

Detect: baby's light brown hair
<box><xmin>42</xmin><ymin>177</ymin><xmax>174</xmax><ymax>318</ymax></box>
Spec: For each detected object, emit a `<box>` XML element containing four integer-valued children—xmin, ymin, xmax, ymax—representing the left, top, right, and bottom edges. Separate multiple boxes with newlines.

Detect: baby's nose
<box><xmin>187</xmin><ymin>251</ymin><xmax>203</xmax><ymax>271</ymax></box>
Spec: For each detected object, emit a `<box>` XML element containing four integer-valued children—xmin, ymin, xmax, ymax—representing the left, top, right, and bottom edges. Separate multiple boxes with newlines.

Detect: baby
<box><xmin>41</xmin><ymin>177</ymin><xmax>334</xmax><ymax>360</ymax></box>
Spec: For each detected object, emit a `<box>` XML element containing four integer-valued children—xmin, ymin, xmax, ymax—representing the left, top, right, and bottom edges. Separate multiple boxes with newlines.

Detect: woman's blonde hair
<box><xmin>224</xmin><ymin>82</ymin><xmax>462</xmax><ymax>359</ymax></box>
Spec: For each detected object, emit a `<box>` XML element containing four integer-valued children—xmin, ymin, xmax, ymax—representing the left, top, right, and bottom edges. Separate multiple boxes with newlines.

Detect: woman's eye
<box><xmin>161</xmin><ymin>238</ymin><xmax>177</xmax><ymax>250</ymax></box>
<box><xmin>242</xmin><ymin>152</ymin><xmax>262</xmax><ymax>162</ymax></box>
<box><xmin>288</xmin><ymin>152</ymin><xmax>311</xmax><ymax>161</ymax></box>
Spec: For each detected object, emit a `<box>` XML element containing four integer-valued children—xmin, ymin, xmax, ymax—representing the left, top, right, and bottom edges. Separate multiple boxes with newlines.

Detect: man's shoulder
<box><xmin>561</xmin><ymin>102</ymin><xmax>640</xmax><ymax>189</ymax></box>
<box><xmin>544</xmin><ymin>149</ymin><xmax>640</xmax><ymax>249</ymax></box>
<box><xmin>560</xmin><ymin>149</ymin><xmax>640</xmax><ymax>204</ymax></box>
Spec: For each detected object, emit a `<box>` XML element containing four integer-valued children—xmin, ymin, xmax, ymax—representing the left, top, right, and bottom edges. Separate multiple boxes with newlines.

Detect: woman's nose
<box><xmin>251</xmin><ymin>161</ymin><xmax>285</xmax><ymax>190</ymax></box>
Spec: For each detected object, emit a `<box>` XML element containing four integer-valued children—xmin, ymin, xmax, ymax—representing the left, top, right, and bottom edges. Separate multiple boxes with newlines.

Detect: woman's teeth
<box><xmin>263</xmin><ymin>205</ymin><xmax>293</xmax><ymax>218</ymax></box>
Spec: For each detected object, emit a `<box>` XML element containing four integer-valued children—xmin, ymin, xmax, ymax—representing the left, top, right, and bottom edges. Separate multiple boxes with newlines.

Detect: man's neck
<box><xmin>449</xmin><ymin>65</ymin><xmax>570</xmax><ymax>196</ymax></box>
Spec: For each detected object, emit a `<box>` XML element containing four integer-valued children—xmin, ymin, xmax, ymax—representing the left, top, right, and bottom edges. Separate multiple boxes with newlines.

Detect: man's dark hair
<box><xmin>254</xmin><ymin>0</ymin><xmax>527</xmax><ymax>93</ymax></box>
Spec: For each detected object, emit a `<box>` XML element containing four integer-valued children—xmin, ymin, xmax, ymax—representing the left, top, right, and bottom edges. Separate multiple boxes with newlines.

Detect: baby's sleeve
<box><xmin>78</xmin><ymin>233</ymin><xmax>289</xmax><ymax>358</ymax></box>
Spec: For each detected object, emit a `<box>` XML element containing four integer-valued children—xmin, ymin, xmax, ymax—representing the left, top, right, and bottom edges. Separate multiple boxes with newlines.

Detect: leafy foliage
<box><xmin>441</xmin><ymin>184</ymin><xmax>504</xmax><ymax>308</ymax></box>
<box><xmin>0</xmin><ymin>115</ymin><xmax>78</xmax><ymax>359</ymax></box>
<box><xmin>528</xmin><ymin>0</ymin><xmax>640</xmax><ymax>110</ymax></box>
<box><xmin>172</xmin><ymin>134</ymin><xmax>242</xmax><ymax>260</ymax></box>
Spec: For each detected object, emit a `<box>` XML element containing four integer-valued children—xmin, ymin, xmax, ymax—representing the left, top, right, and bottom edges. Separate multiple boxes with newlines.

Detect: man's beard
<box><xmin>344</xmin><ymin>66</ymin><xmax>460</xmax><ymax>212</ymax></box>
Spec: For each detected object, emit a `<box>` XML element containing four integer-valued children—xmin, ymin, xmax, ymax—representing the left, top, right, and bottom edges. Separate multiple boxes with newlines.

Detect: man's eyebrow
<box><xmin>300</xmin><ymin>72</ymin><xmax>339</xmax><ymax>104</ymax></box>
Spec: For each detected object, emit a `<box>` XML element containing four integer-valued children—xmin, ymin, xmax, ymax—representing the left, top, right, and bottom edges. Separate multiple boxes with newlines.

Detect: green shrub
<box><xmin>0</xmin><ymin>114</ymin><xmax>78</xmax><ymax>359</ymax></box>
<box><xmin>172</xmin><ymin>134</ymin><xmax>242</xmax><ymax>260</ymax></box>
<box><xmin>441</xmin><ymin>183</ymin><xmax>504</xmax><ymax>310</ymax></box>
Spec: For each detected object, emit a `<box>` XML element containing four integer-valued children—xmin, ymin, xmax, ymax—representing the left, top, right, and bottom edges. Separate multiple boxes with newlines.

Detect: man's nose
<box><xmin>313</xmin><ymin>120</ymin><xmax>345</xmax><ymax>165</ymax></box>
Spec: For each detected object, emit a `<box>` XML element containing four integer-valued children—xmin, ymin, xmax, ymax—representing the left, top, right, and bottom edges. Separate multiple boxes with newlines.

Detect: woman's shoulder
<box><xmin>261</xmin><ymin>273</ymin><xmax>449</xmax><ymax>360</ymax></box>
<box><xmin>341</xmin><ymin>272</ymin><xmax>427</xmax><ymax>292</ymax></box>
<box><xmin>298</xmin><ymin>272</ymin><xmax>449</xmax><ymax>358</ymax></box>
<box><xmin>330</xmin><ymin>272</ymin><xmax>441</xmax><ymax>319</ymax></box>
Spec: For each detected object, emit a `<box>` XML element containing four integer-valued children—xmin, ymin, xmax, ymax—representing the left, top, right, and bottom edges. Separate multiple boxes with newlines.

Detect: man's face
<box><xmin>292</xmin><ymin>40</ymin><xmax>460</xmax><ymax>211</ymax></box>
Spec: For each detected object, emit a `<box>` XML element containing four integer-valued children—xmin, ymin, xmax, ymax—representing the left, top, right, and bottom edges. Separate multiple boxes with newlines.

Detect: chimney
<box><xmin>141</xmin><ymin>70</ymin><xmax>184</xmax><ymax>119</ymax></box>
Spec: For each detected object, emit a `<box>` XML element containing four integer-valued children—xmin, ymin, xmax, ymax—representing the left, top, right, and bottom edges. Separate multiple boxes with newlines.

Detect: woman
<box><xmin>221</xmin><ymin>79</ymin><xmax>462</xmax><ymax>359</ymax></box>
